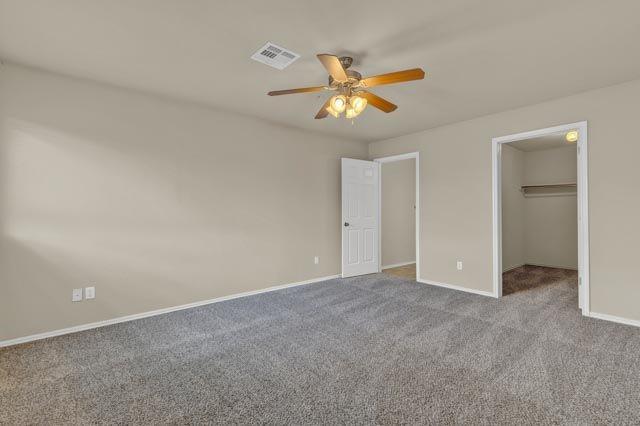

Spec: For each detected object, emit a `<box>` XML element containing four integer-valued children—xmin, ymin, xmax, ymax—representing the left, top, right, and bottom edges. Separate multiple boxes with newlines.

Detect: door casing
<box><xmin>491</xmin><ymin>121</ymin><xmax>590</xmax><ymax>314</ymax></box>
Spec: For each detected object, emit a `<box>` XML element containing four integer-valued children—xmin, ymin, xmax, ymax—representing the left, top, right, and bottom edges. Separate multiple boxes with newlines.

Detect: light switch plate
<box><xmin>85</xmin><ymin>286</ymin><xmax>95</xmax><ymax>300</ymax></box>
<box><xmin>72</xmin><ymin>288</ymin><xmax>83</xmax><ymax>302</ymax></box>
<box><xmin>456</xmin><ymin>261</ymin><xmax>463</xmax><ymax>271</ymax></box>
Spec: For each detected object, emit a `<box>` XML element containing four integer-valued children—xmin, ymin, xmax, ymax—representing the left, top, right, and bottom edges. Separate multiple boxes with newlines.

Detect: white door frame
<box><xmin>491</xmin><ymin>121</ymin><xmax>590</xmax><ymax>314</ymax></box>
<box><xmin>373</xmin><ymin>152</ymin><xmax>420</xmax><ymax>280</ymax></box>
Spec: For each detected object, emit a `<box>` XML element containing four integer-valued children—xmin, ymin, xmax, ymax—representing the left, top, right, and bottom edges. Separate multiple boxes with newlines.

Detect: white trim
<box><xmin>503</xmin><ymin>263</ymin><xmax>579</xmax><ymax>273</ymax></box>
<box><xmin>523</xmin><ymin>262</ymin><xmax>578</xmax><ymax>271</ymax></box>
<box><xmin>382</xmin><ymin>261</ymin><xmax>416</xmax><ymax>270</ymax></box>
<box><xmin>491</xmin><ymin>121</ymin><xmax>590</xmax><ymax>315</ymax></box>
<box><xmin>0</xmin><ymin>274</ymin><xmax>340</xmax><ymax>348</ymax></box>
<box><xmin>374</xmin><ymin>152</ymin><xmax>419</xmax><ymax>163</ymax></box>
<box><xmin>502</xmin><ymin>263</ymin><xmax>525</xmax><ymax>273</ymax></box>
<box><xmin>373</xmin><ymin>152</ymin><xmax>420</xmax><ymax>280</ymax></box>
<box><xmin>577</xmin><ymin>123</ymin><xmax>590</xmax><ymax>315</ymax></box>
<box><xmin>417</xmin><ymin>278</ymin><xmax>496</xmax><ymax>298</ymax></box>
<box><xmin>492</xmin><ymin>122</ymin><xmax>587</xmax><ymax>144</ymax></box>
<box><xmin>588</xmin><ymin>312</ymin><xmax>640</xmax><ymax>328</ymax></box>
<box><xmin>492</xmin><ymin>139</ymin><xmax>502</xmax><ymax>297</ymax></box>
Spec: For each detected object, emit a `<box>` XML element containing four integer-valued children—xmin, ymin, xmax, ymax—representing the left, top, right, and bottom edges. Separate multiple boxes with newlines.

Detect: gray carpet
<box><xmin>503</xmin><ymin>265</ymin><xmax>578</xmax><ymax>296</ymax></box>
<box><xmin>2</xmin><ymin>271</ymin><xmax>640</xmax><ymax>424</ymax></box>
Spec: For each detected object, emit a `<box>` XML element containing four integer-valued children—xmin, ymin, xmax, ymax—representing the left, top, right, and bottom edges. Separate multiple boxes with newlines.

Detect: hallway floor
<box><xmin>382</xmin><ymin>263</ymin><xmax>416</xmax><ymax>280</ymax></box>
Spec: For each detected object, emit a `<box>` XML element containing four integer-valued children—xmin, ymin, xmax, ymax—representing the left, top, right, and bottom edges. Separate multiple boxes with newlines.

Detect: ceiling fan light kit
<box><xmin>325</xmin><ymin>93</ymin><xmax>368</xmax><ymax>119</ymax></box>
<box><xmin>267</xmin><ymin>54</ymin><xmax>425</xmax><ymax>120</ymax></box>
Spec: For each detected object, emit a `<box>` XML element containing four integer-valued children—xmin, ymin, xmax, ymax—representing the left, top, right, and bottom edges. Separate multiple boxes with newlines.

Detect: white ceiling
<box><xmin>508</xmin><ymin>133</ymin><xmax>575</xmax><ymax>152</ymax></box>
<box><xmin>2</xmin><ymin>1</ymin><xmax>640</xmax><ymax>142</ymax></box>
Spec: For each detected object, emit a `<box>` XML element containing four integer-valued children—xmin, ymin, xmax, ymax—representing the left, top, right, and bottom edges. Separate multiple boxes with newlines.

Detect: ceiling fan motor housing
<box><xmin>339</xmin><ymin>56</ymin><xmax>353</xmax><ymax>69</ymax></box>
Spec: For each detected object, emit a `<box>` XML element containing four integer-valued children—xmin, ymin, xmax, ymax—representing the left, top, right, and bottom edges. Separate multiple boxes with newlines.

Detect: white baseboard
<box><xmin>503</xmin><ymin>263</ymin><xmax>578</xmax><ymax>273</ymax></box>
<box><xmin>0</xmin><ymin>274</ymin><xmax>340</xmax><ymax>348</ymax></box>
<box><xmin>524</xmin><ymin>262</ymin><xmax>578</xmax><ymax>271</ymax></box>
<box><xmin>587</xmin><ymin>311</ymin><xmax>640</xmax><ymax>328</ymax></box>
<box><xmin>417</xmin><ymin>278</ymin><xmax>497</xmax><ymax>298</ymax></box>
<box><xmin>382</xmin><ymin>261</ymin><xmax>416</xmax><ymax>270</ymax></box>
<box><xmin>502</xmin><ymin>263</ymin><xmax>525</xmax><ymax>273</ymax></box>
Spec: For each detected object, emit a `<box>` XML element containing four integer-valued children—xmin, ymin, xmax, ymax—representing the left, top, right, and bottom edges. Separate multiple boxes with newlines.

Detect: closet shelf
<box><xmin>521</xmin><ymin>182</ymin><xmax>577</xmax><ymax>198</ymax></box>
<box><xmin>521</xmin><ymin>183</ymin><xmax>576</xmax><ymax>190</ymax></box>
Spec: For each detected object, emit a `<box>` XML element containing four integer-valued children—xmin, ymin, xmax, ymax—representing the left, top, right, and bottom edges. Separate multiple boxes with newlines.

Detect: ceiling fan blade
<box><xmin>315</xmin><ymin>98</ymin><xmax>332</xmax><ymax>119</ymax></box>
<box><xmin>317</xmin><ymin>54</ymin><xmax>348</xmax><ymax>82</ymax></box>
<box><xmin>360</xmin><ymin>68</ymin><xmax>425</xmax><ymax>88</ymax></box>
<box><xmin>268</xmin><ymin>86</ymin><xmax>325</xmax><ymax>96</ymax></box>
<box><xmin>359</xmin><ymin>91</ymin><xmax>397</xmax><ymax>113</ymax></box>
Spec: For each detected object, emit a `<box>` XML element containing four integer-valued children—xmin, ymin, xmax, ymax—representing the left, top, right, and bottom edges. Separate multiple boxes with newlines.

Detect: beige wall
<box><xmin>523</xmin><ymin>146</ymin><xmax>577</xmax><ymax>269</ymax></box>
<box><xmin>501</xmin><ymin>145</ymin><xmax>524</xmax><ymax>271</ymax></box>
<box><xmin>369</xmin><ymin>78</ymin><xmax>640</xmax><ymax>322</ymax></box>
<box><xmin>3</xmin><ymin>63</ymin><xmax>640</xmax><ymax>341</ymax></box>
<box><xmin>381</xmin><ymin>159</ymin><xmax>415</xmax><ymax>267</ymax></box>
<box><xmin>0</xmin><ymin>64</ymin><xmax>368</xmax><ymax>341</ymax></box>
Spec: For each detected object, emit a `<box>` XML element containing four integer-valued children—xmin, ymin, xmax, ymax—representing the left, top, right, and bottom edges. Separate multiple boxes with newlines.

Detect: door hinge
<box><xmin>579</xmin><ymin>276</ymin><xmax>582</xmax><ymax>286</ymax></box>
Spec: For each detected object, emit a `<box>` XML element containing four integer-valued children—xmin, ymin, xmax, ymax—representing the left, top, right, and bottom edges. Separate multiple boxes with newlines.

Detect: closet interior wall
<box><xmin>502</xmin><ymin>144</ymin><xmax>578</xmax><ymax>272</ymax></box>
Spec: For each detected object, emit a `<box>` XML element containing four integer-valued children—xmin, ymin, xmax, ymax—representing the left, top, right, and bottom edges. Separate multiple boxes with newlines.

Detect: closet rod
<box><xmin>521</xmin><ymin>183</ymin><xmax>576</xmax><ymax>190</ymax></box>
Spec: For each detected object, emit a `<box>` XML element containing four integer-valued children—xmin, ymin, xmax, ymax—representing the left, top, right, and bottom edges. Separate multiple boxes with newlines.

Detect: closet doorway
<box><xmin>492</xmin><ymin>122</ymin><xmax>589</xmax><ymax>314</ymax></box>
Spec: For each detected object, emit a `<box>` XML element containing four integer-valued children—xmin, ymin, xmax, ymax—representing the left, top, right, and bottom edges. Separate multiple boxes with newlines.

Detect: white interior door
<box><xmin>342</xmin><ymin>158</ymin><xmax>379</xmax><ymax>278</ymax></box>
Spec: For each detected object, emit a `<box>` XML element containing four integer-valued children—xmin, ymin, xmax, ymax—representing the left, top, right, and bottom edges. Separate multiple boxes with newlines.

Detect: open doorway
<box><xmin>492</xmin><ymin>122</ymin><xmax>589</xmax><ymax>313</ymax></box>
<box><xmin>374</xmin><ymin>153</ymin><xmax>420</xmax><ymax>281</ymax></box>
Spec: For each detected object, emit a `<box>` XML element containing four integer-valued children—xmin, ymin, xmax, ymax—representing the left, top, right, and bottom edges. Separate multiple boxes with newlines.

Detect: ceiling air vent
<box><xmin>251</xmin><ymin>42</ymin><xmax>300</xmax><ymax>70</ymax></box>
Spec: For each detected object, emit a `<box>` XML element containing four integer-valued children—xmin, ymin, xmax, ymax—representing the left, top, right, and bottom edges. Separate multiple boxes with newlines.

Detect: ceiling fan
<box><xmin>267</xmin><ymin>54</ymin><xmax>425</xmax><ymax>119</ymax></box>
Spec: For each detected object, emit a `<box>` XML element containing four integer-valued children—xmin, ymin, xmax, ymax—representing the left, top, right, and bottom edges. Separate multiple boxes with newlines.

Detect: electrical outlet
<box><xmin>72</xmin><ymin>288</ymin><xmax>83</xmax><ymax>302</ymax></box>
<box><xmin>314</xmin><ymin>256</ymin><xmax>319</xmax><ymax>265</ymax></box>
<box><xmin>456</xmin><ymin>260</ymin><xmax>463</xmax><ymax>271</ymax></box>
<box><xmin>85</xmin><ymin>286</ymin><xmax>95</xmax><ymax>300</ymax></box>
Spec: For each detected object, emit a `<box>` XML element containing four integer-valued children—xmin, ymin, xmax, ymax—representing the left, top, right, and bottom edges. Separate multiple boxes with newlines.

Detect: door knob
<box><xmin>344</xmin><ymin>222</ymin><xmax>350</xmax><ymax>227</ymax></box>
